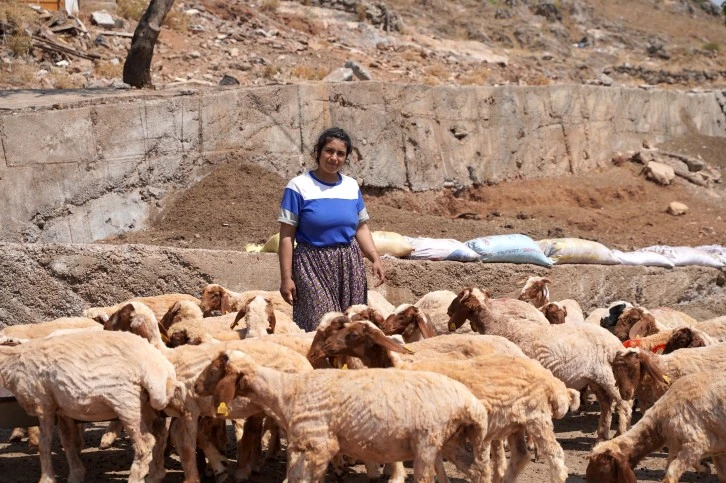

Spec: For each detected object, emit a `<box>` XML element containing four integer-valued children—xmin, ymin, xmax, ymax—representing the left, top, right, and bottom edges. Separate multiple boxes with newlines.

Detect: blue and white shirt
<box><xmin>278</xmin><ymin>171</ymin><xmax>369</xmax><ymax>247</ymax></box>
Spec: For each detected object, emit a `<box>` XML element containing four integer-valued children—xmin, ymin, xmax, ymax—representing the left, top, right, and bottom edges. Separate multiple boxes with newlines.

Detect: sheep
<box><xmin>607</xmin><ymin>306</ymin><xmax>700</xmax><ymax>341</ymax></box>
<box><xmin>623</xmin><ymin>326</ymin><xmax>718</xmax><ymax>354</ymax></box>
<box><xmin>199</xmin><ymin>284</ymin><xmax>292</xmax><ymax>318</ymax></box>
<box><xmin>0</xmin><ymin>317</ymin><xmax>100</xmax><ymax>339</ymax></box>
<box><xmin>597</xmin><ymin>301</ymin><xmax>634</xmax><ymax>328</ymax></box>
<box><xmin>693</xmin><ymin>315</ymin><xmax>726</xmax><ymax>342</ymax></box>
<box><xmin>518</xmin><ymin>276</ymin><xmax>586</xmax><ymax>324</ymax></box>
<box><xmin>0</xmin><ymin>330</ymin><xmax>186</xmax><ymax>483</ymax></box>
<box><xmin>197</xmin><ymin>349</ymin><xmax>492</xmax><ymax>483</ymax></box>
<box><xmin>411</xmin><ymin>290</ymin><xmax>464</xmax><ymax>335</ymax></box>
<box><xmin>230</xmin><ymin>295</ymin><xmax>279</xmax><ymax>337</ymax></box>
<box><xmin>83</xmin><ymin>293</ymin><xmax>200</xmax><ymax>323</ymax></box>
<box><xmin>611</xmin><ymin>344</ymin><xmax>726</xmax><ymax>411</ymax></box>
<box><xmin>365</xmin><ymin>290</ymin><xmax>396</xmax><ymax>317</ymax></box>
<box><xmin>448</xmin><ymin>287</ymin><xmax>631</xmax><ymax>441</ymax></box>
<box><xmin>586</xmin><ymin>371</ymin><xmax>726</xmax><ymax>483</ymax></box>
<box><xmin>311</xmin><ymin>318</ymin><xmax>579</xmax><ymax>483</ymax></box>
<box><xmin>379</xmin><ymin>304</ymin><xmax>437</xmax><ymax>342</ymax></box>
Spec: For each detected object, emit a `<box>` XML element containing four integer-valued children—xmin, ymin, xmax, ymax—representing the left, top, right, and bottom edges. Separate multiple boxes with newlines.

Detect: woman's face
<box><xmin>317</xmin><ymin>138</ymin><xmax>348</xmax><ymax>176</ymax></box>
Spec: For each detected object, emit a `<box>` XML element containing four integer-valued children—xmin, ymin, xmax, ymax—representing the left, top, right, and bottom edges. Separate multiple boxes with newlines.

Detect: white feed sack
<box><xmin>537</xmin><ymin>238</ymin><xmax>619</xmax><ymax>265</ymax></box>
<box><xmin>610</xmin><ymin>250</ymin><xmax>675</xmax><ymax>268</ymax></box>
<box><xmin>638</xmin><ymin>245</ymin><xmax>725</xmax><ymax>268</ymax></box>
<box><xmin>404</xmin><ymin>237</ymin><xmax>479</xmax><ymax>262</ymax></box>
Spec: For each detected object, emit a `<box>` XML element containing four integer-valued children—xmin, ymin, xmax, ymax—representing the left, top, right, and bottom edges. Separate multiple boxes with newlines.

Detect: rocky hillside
<box><xmin>1</xmin><ymin>0</ymin><xmax>725</xmax><ymax>89</ymax></box>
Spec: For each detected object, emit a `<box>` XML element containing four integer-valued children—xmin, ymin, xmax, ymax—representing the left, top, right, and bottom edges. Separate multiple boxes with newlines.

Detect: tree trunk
<box><xmin>123</xmin><ymin>0</ymin><xmax>176</xmax><ymax>88</ymax></box>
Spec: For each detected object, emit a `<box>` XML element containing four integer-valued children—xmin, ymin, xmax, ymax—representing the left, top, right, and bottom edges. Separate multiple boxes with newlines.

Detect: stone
<box><xmin>219</xmin><ymin>74</ymin><xmax>240</xmax><ymax>86</ymax></box>
<box><xmin>91</xmin><ymin>11</ymin><xmax>116</xmax><ymax>28</ymax></box>
<box><xmin>667</xmin><ymin>201</ymin><xmax>688</xmax><ymax>216</ymax></box>
<box><xmin>345</xmin><ymin>60</ymin><xmax>373</xmax><ymax>80</ymax></box>
<box><xmin>322</xmin><ymin>67</ymin><xmax>353</xmax><ymax>82</ymax></box>
<box><xmin>597</xmin><ymin>73</ymin><xmax>614</xmax><ymax>86</ymax></box>
<box><xmin>643</xmin><ymin>161</ymin><xmax>675</xmax><ymax>186</ymax></box>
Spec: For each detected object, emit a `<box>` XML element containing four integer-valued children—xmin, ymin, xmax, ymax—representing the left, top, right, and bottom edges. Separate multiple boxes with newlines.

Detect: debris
<box><xmin>91</xmin><ymin>11</ymin><xmax>116</xmax><ymax>29</ymax></box>
<box><xmin>31</xmin><ymin>35</ymin><xmax>101</xmax><ymax>61</ymax></box>
<box><xmin>642</xmin><ymin>161</ymin><xmax>675</xmax><ymax>186</ymax></box>
<box><xmin>667</xmin><ymin>202</ymin><xmax>688</xmax><ymax>216</ymax></box>
<box><xmin>96</xmin><ymin>30</ymin><xmax>134</xmax><ymax>38</ymax></box>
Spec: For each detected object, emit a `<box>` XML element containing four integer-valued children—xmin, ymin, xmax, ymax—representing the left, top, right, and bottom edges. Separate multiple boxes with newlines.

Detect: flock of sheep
<box><xmin>0</xmin><ymin>276</ymin><xmax>725</xmax><ymax>482</ymax></box>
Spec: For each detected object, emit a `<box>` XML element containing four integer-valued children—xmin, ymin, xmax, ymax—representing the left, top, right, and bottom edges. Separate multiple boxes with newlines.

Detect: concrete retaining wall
<box><xmin>0</xmin><ymin>242</ymin><xmax>722</xmax><ymax>327</ymax></box>
<box><xmin>0</xmin><ymin>83</ymin><xmax>724</xmax><ymax>243</ymax></box>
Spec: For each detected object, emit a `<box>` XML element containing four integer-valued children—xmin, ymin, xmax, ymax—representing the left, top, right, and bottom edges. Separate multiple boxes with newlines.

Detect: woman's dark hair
<box><xmin>312</xmin><ymin>127</ymin><xmax>352</xmax><ymax>164</ymax></box>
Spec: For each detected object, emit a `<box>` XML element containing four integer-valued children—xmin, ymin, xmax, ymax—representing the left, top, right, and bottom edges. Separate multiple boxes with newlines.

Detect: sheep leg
<box><xmin>712</xmin><ymin>455</ymin><xmax>726</xmax><ymax>481</ymax></box>
<box><xmin>263</xmin><ymin>417</ymin><xmax>282</xmax><ymax>460</ymax></box>
<box><xmin>286</xmin><ymin>444</ymin><xmax>334</xmax><ymax>483</ymax></box>
<box><xmin>590</xmin><ymin>383</ymin><xmax>613</xmax><ymax>442</ymax></box>
<box><xmin>169</xmin><ymin>415</ymin><xmax>202</xmax><ymax>483</ymax></box>
<box><xmin>37</xmin><ymin>413</ymin><xmax>57</xmax><ymax>483</ymax></box>
<box><xmin>412</xmin><ymin>445</ymin><xmax>438</xmax><ymax>483</ymax></box>
<box><xmin>502</xmin><ymin>430</ymin><xmax>530</xmax><ymax>483</ymax></box>
<box><xmin>119</xmin><ymin>411</ymin><xmax>156</xmax><ymax>483</ymax></box>
<box><xmin>664</xmin><ymin>446</ymin><xmax>702</xmax><ymax>483</ymax></box>
<box><xmin>196</xmin><ymin>418</ymin><xmax>229</xmax><ymax>481</ymax></box>
<box><xmin>524</xmin><ymin>420</ymin><xmax>567</xmax><ymax>483</ymax></box>
<box><xmin>385</xmin><ymin>462</ymin><xmax>406</xmax><ymax>483</ymax></box>
<box><xmin>57</xmin><ymin>416</ymin><xmax>85</xmax><ymax>483</ymax></box>
<box><xmin>99</xmin><ymin>420</ymin><xmax>124</xmax><ymax>449</ymax></box>
<box><xmin>28</xmin><ymin>425</ymin><xmax>40</xmax><ymax>448</ymax></box>
<box><xmin>146</xmin><ymin>410</ymin><xmax>170</xmax><ymax>483</ymax></box>
<box><xmin>234</xmin><ymin>416</ymin><xmax>265</xmax><ymax>481</ymax></box>
<box><xmin>490</xmin><ymin>439</ymin><xmax>507</xmax><ymax>483</ymax></box>
<box><xmin>434</xmin><ymin>454</ymin><xmax>450</xmax><ymax>483</ymax></box>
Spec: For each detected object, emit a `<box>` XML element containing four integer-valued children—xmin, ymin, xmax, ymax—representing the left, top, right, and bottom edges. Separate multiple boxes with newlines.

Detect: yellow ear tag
<box><xmin>663</xmin><ymin>375</ymin><xmax>671</xmax><ymax>384</ymax></box>
<box><xmin>404</xmin><ymin>345</ymin><xmax>414</xmax><ymax>354</ymax></box>
<box><xmin>449</xmin><ymin>322</ymin><xmax>456</xmax><ymax>331</ymax></box>
<box><xmin>216</xmin><ymin>402</ymin><xmax>229</xmax><ymax>417</ymax></box>
<box><xmin>341</xmin><ymin>364</ymin><xmax>348</xmax><ymax>370</ymax></box>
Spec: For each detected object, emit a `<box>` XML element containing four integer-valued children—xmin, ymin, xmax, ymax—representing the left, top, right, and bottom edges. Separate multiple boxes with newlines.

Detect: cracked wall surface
<box><xmin>0</xmin><ymin>242</ymin><xmax>722</xmax><ymax>327</ymax></box>
<box><xmin>0</xmin><ymin>83</ymin><xmax>724</xmax><ymax>243</ymax></box>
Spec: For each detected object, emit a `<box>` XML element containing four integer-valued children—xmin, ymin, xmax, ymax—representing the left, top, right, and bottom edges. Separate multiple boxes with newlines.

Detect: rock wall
<box><xmin>0</xmin><ymin>242</ymin><xmax>722</xmax><ymax>327</ymax></box>
<box><xmin>0</xmin><ymin>83</ymin><xmax>724</xmax><ymax>243</ymax></box>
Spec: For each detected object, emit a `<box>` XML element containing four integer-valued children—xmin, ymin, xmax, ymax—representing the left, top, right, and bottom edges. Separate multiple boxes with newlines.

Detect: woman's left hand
<box><xmin>372</xmin><ymin>259</ymin><xmax>386</xmax><ymax>287</ymax></box>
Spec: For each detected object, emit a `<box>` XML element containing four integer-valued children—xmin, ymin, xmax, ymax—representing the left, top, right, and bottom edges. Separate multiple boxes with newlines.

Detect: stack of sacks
<box><xmin>371</xmin><ymin>231</ymin><xmax>414</xmax><ymax>258</ymax></box>
<box><xmin>537</xmin><ymin>238</ymin><xmax>618</xmax><ymax>265</ymax></box>
<box><xmin>466</xmin><ymin>234</ymin><xmax>552</xmax><ymax>266</ymax></box>
<box><xmin>404</xmin><ymin>237</ymin><xmax>479</xmax><ymax>262</ymax></box>
<box><xmin>637</xmin><ymin>245</ymin><xmax>724</xmax><ymax>268</ymax></box>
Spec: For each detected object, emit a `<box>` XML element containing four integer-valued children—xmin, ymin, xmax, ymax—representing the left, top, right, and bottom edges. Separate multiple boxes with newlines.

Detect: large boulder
<box><xmin>643</xmin><ymin>161</ymin><xmax>675</xmax><ymax>185</ymax></box>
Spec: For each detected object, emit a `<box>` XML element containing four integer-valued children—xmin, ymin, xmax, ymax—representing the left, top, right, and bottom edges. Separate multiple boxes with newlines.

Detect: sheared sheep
<box><xmin>586</xmin><ymin>371</ymin><xmax>726</xmax><ymax>483</ymax></box>
<box><xmin>198</xmin><ymin>349</ymin><xmax>492</xmax><ymax>483</ymax></box>
<box><xmin>611</xmin><ymin>344</ymin><xmax>726</xmax><ymax>411</ymax></box>
<box><xmin>199</xmin><ymin>284</ymin><xmax>292</xmax><ymax>318</ymax></box>
<box><xmin>448</xmin><ymin>287</ymin><xmax>631</xmax><ymax>441</ymax></box>
<box><xmin>311</xmin><ymin>318</ymin><xmax>579</xmax><ymax>483</ymax></box>
<box><xmin>607</xmin><ymin>306</ymin><xmax>699</xmax><ymax>341</ymax></box>
<box><xmin>83</xmin><ymin>293</ymin><xmax>200</xmax><ymax>323</ymax></box>
<box><xmin>380</xmin><ymin>304</ymin><xmax>437</xmax><ymax>342</ymax></box>
<box><xmin>518</xmin><ymin>276</ymin><xmax>586</xmax><ymax>324</ymax></box>
<box><xmin>0</xmin><ymin>331</ymin><xmax>185</xmax><ymax>483</ymax></box>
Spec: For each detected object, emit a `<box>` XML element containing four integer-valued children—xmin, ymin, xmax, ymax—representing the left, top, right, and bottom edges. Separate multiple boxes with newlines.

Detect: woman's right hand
<box><xmin>280</xmin><ymin>278</ymin><xmax>297</xmax><ymax>305</ymax></box>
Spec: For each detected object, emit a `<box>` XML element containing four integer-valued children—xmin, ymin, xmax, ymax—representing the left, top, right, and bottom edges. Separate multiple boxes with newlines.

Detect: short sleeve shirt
<box><xmin>278</xmin><ymin>171</ymin><xmax>369</xmax><ymax>247</ymax></box>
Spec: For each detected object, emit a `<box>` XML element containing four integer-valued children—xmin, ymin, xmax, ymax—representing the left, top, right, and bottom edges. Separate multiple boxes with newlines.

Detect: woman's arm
<box><xmin>278</xmin><ymin>223</ymin><xmax>297</xmax><ymax>305</ymax></box>
<box><xmin>355</xmin><ymin>222</ymin><xmax>385</xmax><ymax>287</ymax></box>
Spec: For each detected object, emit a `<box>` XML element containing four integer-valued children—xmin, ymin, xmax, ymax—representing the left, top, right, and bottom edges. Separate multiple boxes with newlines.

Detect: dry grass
<box><xmin>260</xmin><ymin>0</ymin><xmax>280</xmax><ymax>12</ymax></box>
<box><xmin>263</xmin><ymin>64</ymin><xmax>281</xmax><ymax>78</ymax></box>
<box><xmin>6</xmin><ymin>32</ymin><xmax>31</xmax><ymax>56</ymax></box>
<box><xmin>0</xmin><ymin>0</ymin><xmax>35</xmax><ymax>57</ymax></box>
<box><xmin>116</xmin><ymin>0</ymin><xmax>146</xmax><ymax>21</ymax></box>
<box><xmin>164</xmin><ymin>9</ymin><xmax>189</xmax><ymax>32</ymax></box>
<box><xmin>0</xmin><ymin>63</ymin><xmax>36</xmax><ymax>86</ymax></box>
<box><xmin>459</xmin><ymin>67</ymin><xmax>489</xmax><ymax>85</ymax></box>
<box><xmin>94</xmin><ymin>60</ymin><xmax>123</xmax><ymax>78</ymax></box>
<box><xmin>356</xmin><ymin>4</ymin><xmax>367</xmax><ymax>22</ymax></box>
<box><xmin>424</xmin><ymin>63</ymin><xmax>450</xmax><ymax>82</ymax></box>
<box><xmin>291</xmin><ymin>64</ymin><xmax>329</xmax><ymax>80</ymax></box>
<box><xmin>400</xmin><ymin>49</ymin><xmax>424</xmax><ymax>62</ymax></box>
<box><xmin>702</xmin><ymin>41</ymin><xmax>720</xmax><ymax>53</ymax></box>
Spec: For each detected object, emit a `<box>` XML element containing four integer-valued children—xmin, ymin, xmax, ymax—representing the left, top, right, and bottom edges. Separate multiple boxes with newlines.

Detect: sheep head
<box><xmin>612</xmin><ymin>307</ymin><xmax>652</xmax><ymax>341</ymax></box>
<box><xmin>381</xmin><ymin>305</ymin><xmax>435</xmax><ymax>340</ymax></box>
<box><xmin>611</xmin><ymin>349</ymin><xmax>668</xmax><ymax>401</ymax></box>
<box><xmin>541</xmin><ymin>302</ymin><xmax>567</xmax><ymax>324</ymax></box>
<box><xmin>231</xmin><ymin>296</ymin><xmax>276</xmax><ymax>334</ymax></box>
<box><xmin>585</xmin><ymin>447</ymin><xmax>637</xmax><ymax>483</ymax></box>
<box><xmin>307</xmin><ymin>314</ymin><xmax>351</xmax><ymax>366</ymax></box>
<box><xmin>447</xmin><ymin>287</ymin><xmax>490</xmax><ymax>332</ymax></box>
<box><xmin>662</xmin><ymin>327</ymin><xmax>706</xmax><ymax>354</ymax></box>
<box><xmin>84</xmin><ymin>307</ymin><xmax>110</xmax><ymax>324</ymax></box>
<box><xmin>105</xmin><ymin>303</ymin><xmax>154</xmax><ymax>342</ymax></box>
<box><xmin>200</xmin><ymin>284</ymin><xmax>232</xmax><ymax>316</ymax></box>
<box><xmin>159</xmin><ymin>300</ymin><xmax>202</xmax><ymax>341</ymax></box>
<box><xmin>346</xmin><ymin>306</ymin><xmax>385</xmax><ymax>328</ymax></box>
<box><xmin>518</xmin><ymin>276</ymin><xmax>551</xmax><ymax>307</ymax></box>
<box><xmin>600</xmin><ymin>302</ymin><xmax>630</xmax><ymax>329</ymax></box>
<box><xmin>195</xmin><ymin>350</ymin><xmax>258</xmax><ymax>411</ymax></box>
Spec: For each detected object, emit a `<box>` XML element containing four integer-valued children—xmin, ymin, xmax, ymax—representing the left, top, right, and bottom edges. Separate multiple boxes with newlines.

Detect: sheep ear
<box><xmin>91</xmin><ymin>312</ymin><xmax>109</xmax><ymax>324</ymax></box>
<box><xmin>367</xmin><ymin>326</ymin><xmax>409</xmax><ymax>354</ymax></box>
<box><xmin>415</xmin><ymin>312</ymin><xmax>435</xmax><ymax>339</ymax></box>
<box><xmin>220</xmin><ymin>291</ymin><xmax>232</xmax><ymax>315</ymax></box>
<box><xmin>231</xmin><ymin>306</ymin><xmax>247</xmax><ymax>329</ymax></box>
<box><xmin>562</xmin><ymin>306</ymin><xmax>568</xmax><ymax>317</ymax></box>
<box><xmin>266</xmin><ymin>305</ymin><xmax>276</xmax><ymax>334</ymax></box>
<box><xmin>614</xmin><ymin>451</ymin><xmax>637</xmax><ymax>483</ymax></box>
<box><xmin>105</xmin><ymin>304</ymin><xmax>135</xmax><ymax>331</ymax></box>
<box><xmin>213</xmin><ymin>373</ymin><xmax>239</xmax><ymax>409</ymax></box>
<box><xmin>160</xmin><ymin>302</ymin><xmax>181</xmax><ymax>331</ymax></box>
<box><xmin>639</xmin><ymin>352</ymin><xmax>669</xmax><ymax>387</ymax></box>
<box><xmin>458</xmin><ymin>288</ymin><xmax>472</xmax><ymax>302</ymax></box>
<box><xmin>481</xmin><ymin>288</ymin><xmax>492</xmax><ymax>298</ymax></box>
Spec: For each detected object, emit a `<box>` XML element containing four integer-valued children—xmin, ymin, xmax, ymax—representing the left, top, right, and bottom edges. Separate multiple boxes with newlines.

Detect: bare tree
<box><xmin>123</xmin><ymin>0</ymin><xmax>175</xmax><ymax>88</ymax></box>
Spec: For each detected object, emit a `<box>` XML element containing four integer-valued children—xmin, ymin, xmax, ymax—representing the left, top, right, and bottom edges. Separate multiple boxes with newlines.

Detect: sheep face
<box><xmin>613</xmin><ymin>308</ymin><xmax>654</xmax><ymax>341</ymax></box>
<box><xmin>196</xmin><ymin>351</ymin><xmax>256</xmax><ymax>409</ymax></box>
<box><xmin>381</xmin><ymin>306</ymin><xmax>435</xmax><ymax>339</ymax></box>
<box><xmin>200</xmin><ymin>284</ymin><xmax>232</xmax><ymax>316</ymax></box>
<box><xmin>541</xmin><ymin>303</ymin><xmax>567</xmax><ymax>324</ymax></box>
<box><xmin>518</xmin><ymin>277</ymin><xmax>550</xmax><ymax>305</ymax></box>
<box><xmin>585</xmin><ymin>449</ymin><xmax>637</xmax><ymax>483</ymax></box>
<box><xmin>600</xmin><ymin>302</ymin><xmax>629</xmax><ymax>329</ymax></box>
<box><xmin>231</xmin><ymin>296</ymin><xmax>276</xmax><ymax>334</ymax></box>
<box><xmin>104</xmin><ymin>303</ymin><xmax>154</xmax><ymax>342</ymax></box>
<box><xmin>167</xmin><ymin>328</ymin><xmax>203</xmax><ymax>347</ymax></box>
<box><xmin>662</xmin><ymin>327</ymin><xmax>706</xmax><ymax>354</ymax></box>
<box><xmin>611</xmin><ymin>349</ymin><xmax>668</xmax><ymax>401</ymax></box>
<box><xmin>320</xmin><ymin>321</ymin><xmax>409</xmax><ymax>361</ymax></box>
<box><xmin>307</xmin><ymin>315</ymin><xmax>351</xmax><ymax>366</ymax></box>
<box><xmin>347</xmin><ymin>307</ymin><xmax>385</xmax><ymax>328</ymax></box>
<box><xmin>447</xmin><ymin>288</ymin><xmax>490</xmax><ymax>332</ymax></box>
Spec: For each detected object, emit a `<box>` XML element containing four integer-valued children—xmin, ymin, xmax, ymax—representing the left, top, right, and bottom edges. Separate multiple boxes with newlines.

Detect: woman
<box><xmin>278</xmin><ymin>127</ymin><xmax>385</xmax><ymax>332</ymax></box>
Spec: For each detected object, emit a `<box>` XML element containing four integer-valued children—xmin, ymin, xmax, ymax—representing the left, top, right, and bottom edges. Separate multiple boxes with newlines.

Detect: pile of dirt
<box><xmin>104</xmin><ymin>151</ymin><xmax>725</xmax><ymax>252</ymax></box>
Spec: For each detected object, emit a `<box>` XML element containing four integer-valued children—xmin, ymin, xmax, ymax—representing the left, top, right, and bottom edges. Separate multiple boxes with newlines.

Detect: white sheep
<box><xmin>0</xmin><ymin>331</ymin><xmax>185</xmax><ymax>483</ymax></box>
<box><xmin>611</xmin><ymin>344</ymin><xmax>726</xmax><ymax>411</ymax></box>
<box><xmin>621</xmin><ymin>326</ymin><xmax>718</xmax><ymax>354</ymax></box>
<box><xmin>448</xmin><ymin>287</ymin><xmax>631</xmax><ymax>441</ymax></box>
<box><xmin>198</xmin><ymin>349</ymin><xmax>492</xmax><ymax>483</ymax></box>
<box><xmin>199</xmin><ymin>284</ymin><xmax>292</xmax><ymax>318</ymax></box>
<box><xmin>586</xmin><ymin>371</ymin><xmax>726</xmax><ymax>483</ymax></box>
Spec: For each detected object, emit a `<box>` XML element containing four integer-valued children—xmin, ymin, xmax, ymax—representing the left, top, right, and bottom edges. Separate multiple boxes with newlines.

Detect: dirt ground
<box><xmin>0</xmin><ymin>406</ymin><xmax>720</xmax><ymax>482</ymax></box>
<box><xmin>103</xmin><ymin>135</ymin><xmax>726</xmax><ymax>253</ymax></box>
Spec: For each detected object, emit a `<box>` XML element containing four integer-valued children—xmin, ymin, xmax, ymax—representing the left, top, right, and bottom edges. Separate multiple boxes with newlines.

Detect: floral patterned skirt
<box><xmin>291</xmin><ymin>241</ymin><xmax>368</xmax><ymax>332</ymax></box>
